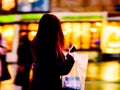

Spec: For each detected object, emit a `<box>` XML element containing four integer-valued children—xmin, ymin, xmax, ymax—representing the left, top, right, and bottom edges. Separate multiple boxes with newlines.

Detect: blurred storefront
<box><xmin>0</xmin><ymin>0</ymin><xmax>119</xmax><ymax>62</ymax></box>
<box><xmin>0</xmin><ymin>12</ymin><xmax>108</xmax><ymax>63</ymax></box>
<box><xmin>102</xmin><ymin>13</ymin><xmax>120</xmax><ymax>61</ymax></box>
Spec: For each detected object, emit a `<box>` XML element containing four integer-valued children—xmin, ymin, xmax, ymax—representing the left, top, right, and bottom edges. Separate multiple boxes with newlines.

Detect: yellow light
<box><xmin>2</xmin><ymin>25</ymin><xmax>14</xmax><ymax>37</ymax></box>
<box><xmin>28</xmin><ymin>31</ymin><xmax>37</xmax><ymax>41</ymax></box>
<box><xmin>96</xmin><ymin>22</ymin><xmax>102</xmax><ymax>26</ymax></box>
<box><xmin>90</xmin><ymin>28</ymin><xmax>97</xmax><ymax>32</ymax></box>
<box><xmin>106</xmin><ymin>48</ymin><xmax>120</xmax><ymax>54</ymax></box>
<box><xmin>28</xmin><ymin>0</ymin><xmax>36</xmax><ymax>3</ymax></box>
<box><xmin>108</xmin><ymin>43</ymin><xmax>120</xmax><ymax>48</ymax></box>
<box><xmin>106</xmin><ymin>48</ymin><xmax>115</xmax><ymax>53</ymax></box>
<box><xmin>87</xmin><ymin>64</ymin><xmax>99</xmax><ymax>78</ymax></box>
<box><xmin>63</xmin><ymin>31</ymin><xmax>68</xmax><ymax>35</ymax></box>
<box><xmin>4</xmin><ymin>29</ymin><xmax>13</xmax><ymax>36</ymax></box>
<box><xmin>30</xmin><ymin>31</ymin><xmax>37</xmax><ymax>36</ymax></box>
<box><xmin>107</xmin><ymin>26</ymin><xmax>117</xmax><ymax>32</ymax></box>
<box><xmin>62</xmin><ymin>23</ymin><xmax>72</xmax><ymax>33</ymax></box>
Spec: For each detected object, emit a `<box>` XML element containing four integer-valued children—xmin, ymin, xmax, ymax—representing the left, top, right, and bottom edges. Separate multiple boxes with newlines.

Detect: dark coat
<box><xmin>14</xmin><ymin>41</ymin><xmax>33</xmax><ymax>86</ymax></box>
<box><xmin>17</xmin><ymin>41</ymin><xmax>33</xmax><ymax>66</ymax></box>
<box><xmin>30</xmin><ymin>51</ymin><xmax>74</xmax><ymax>90</ymax></box>
<box><xmin>0</xmin><ymin>55</ymin><xmax>11</xmax><ymax>81</ymax></box>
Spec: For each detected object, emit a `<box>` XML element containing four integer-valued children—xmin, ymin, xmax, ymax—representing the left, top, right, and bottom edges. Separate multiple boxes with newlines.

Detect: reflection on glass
<box><xmin>86</xmin><ymin>61</ymin><xmax>120</xmax><ymax>82</ymax></box>
<box><xmin>101</xmin><ymin>61</ymin><xmax>120</xmax><ymax>81</ymax></box>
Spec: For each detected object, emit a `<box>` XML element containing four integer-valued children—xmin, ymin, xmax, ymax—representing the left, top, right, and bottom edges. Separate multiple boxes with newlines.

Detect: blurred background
<box><xmin>0</xmin><ymin>0</ymin><xmax>120</xmax><ymax>90</ymax></box>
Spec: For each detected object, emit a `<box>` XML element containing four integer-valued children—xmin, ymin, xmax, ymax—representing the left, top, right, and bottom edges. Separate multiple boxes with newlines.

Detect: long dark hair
<box><xmin>31</xmin><ymin>14</ymin><xmax>65</xmax><ymax>62</ymax></box>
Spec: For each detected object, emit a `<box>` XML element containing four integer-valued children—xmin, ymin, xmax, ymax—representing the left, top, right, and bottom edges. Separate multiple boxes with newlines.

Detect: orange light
<box><xmin>0</xmin><ymin>26</ymin><xmax>2</xmax><ymax>33</ymax></box>
<box><xmin>2</xmin><ymin>0</ymin><xmax>15</xmax><ymax>11</ymax></box>
<box><xmin>28</xmin><ymin>23</ymin><xmax>38</xmax><ymax>31</ymax></box>
<box><xmin>21</xmin><ymin>25</ymin><xmax>28</xmax><ymax>30</ymax></box>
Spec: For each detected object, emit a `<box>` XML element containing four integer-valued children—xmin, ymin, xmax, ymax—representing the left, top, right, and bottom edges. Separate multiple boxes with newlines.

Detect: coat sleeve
<box><xmin>58</xmin><ymin>54</ymin><xmax>75</xmax><ymax>75</ymax></box>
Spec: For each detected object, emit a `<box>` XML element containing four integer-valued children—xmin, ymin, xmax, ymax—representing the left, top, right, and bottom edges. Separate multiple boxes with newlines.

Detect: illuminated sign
<box><xmin>61</xmin><ymin>15</ymin><xmax>104</xmax><ymax>21</ymax></box>
<box><xmin>0</xmin><ymin>15</ymin><xmax>15</xmax><ymax>23</ymax></box>
<box><xmin>17</xmin><ymin>0</ymin><xmax>50</xmax><ymax>13</ymax></box>
<box><xmin>21</xmin><ymin>14</ymin><xmax>43</xmax><ymax>20</ymax></box>
<box><xmin>0</xmin><ymin>0</ymin><xmax>50</xmax><ymax>14</ymax></box>
<box><xmin>20</xmin><ymin>14</ymin><xmax>104</xmax><ymax>22</ymax></box>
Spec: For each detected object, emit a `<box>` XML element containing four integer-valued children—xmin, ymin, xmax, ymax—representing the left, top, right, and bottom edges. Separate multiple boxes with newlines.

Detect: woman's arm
<box><xmin>58</xmin><ymin>54</ymin><xmax>75</xmax><ymax>75</ymax></box>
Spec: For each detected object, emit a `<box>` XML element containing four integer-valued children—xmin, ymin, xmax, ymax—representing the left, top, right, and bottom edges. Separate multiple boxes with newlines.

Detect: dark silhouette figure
<box><xmin>14</xmin><ymin>34</ymin><xmax>33</xmax><ymax>90</ymax></box>
<box><xmin>30</xmin><ymin>14</ymin><xmax>75</xmax><ymax>90</ymax></box>
<box><xmin>0</xmin><ymin>33</ymin><xmax>11</xmax><ymax>81</ymax></box>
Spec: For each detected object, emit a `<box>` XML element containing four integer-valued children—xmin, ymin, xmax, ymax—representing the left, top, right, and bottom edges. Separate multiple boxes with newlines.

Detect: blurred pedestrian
<box><xmin>0</xmin><ymin>33</ymin><xmax>11</xmax><ymax>81</ymax></box>
<box><xmin>14</xmin><ymin>34</ymin><xmax>33</xmax><ymax>90</ymax></box>
<box><xmin>30</xmin><ymin>13</ymin><xmax>75</xmax><ymax>90</ymax></box>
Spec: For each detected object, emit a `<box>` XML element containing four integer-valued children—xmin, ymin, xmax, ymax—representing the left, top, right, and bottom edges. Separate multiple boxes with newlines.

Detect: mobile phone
<box><xmin>69</xmin><ymin>45</ymin><xmax>76</xmax><ymax>52</ymax></box>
